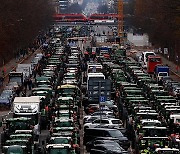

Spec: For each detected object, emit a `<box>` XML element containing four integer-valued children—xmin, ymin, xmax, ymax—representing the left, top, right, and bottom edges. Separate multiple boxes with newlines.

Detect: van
<box><xmin>140</xmin><ymin>51</ymin><xmax>156</xmax><ymax>68</ymax></box>
<box><xmin>84</xmin><ymin>128</ymin><xmax>130</xmax><ymax>150</ymax></box>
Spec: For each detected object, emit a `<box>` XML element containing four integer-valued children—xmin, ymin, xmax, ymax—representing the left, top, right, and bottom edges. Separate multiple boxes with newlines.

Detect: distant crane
<box><xmin>118</xmin><ymin>0</ymin><xmax>124</xmax><ymax>43</ymax></box>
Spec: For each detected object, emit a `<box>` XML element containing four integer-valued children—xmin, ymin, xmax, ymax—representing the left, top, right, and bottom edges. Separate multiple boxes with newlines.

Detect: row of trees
<box><xmin>134</xmin><ymin>0</ymin><xmax>180</xmax><ymax>59</ymax></box>
<box><xmin>0</xmin><ymin>0</ymin><xmax>54</xmax><ymax>66</ymax></box>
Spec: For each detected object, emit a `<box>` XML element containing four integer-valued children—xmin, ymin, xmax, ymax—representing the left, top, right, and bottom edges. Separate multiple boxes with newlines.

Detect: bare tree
<box><xmin>0</xmin><ymin>0</ymin><xmax>54</xmax><ymax>66</ymax></box>
<box><xmin>134</xmin><ymin>0</ymin><xmax>180</xmax><ymax>59</ymax></box>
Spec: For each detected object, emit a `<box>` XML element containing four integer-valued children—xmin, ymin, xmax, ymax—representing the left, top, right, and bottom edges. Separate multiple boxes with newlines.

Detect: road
<box><xmin>91</xmin><ymin>25</ymin><xmax>114</xmax><ymax>44</ymax></box>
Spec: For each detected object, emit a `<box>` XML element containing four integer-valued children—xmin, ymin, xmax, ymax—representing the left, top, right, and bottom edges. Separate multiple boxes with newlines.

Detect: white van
<box><xmin>140</xmin><ymin>51</ymin><xmax>156</xmax><ymax>68</ymax></box>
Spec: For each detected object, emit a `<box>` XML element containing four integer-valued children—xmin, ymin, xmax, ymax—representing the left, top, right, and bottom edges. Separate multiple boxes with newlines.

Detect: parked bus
<box><xmin>147</xmin><ymin>56</ymin><xmax>162</xmax><ymax>73</ymax></box>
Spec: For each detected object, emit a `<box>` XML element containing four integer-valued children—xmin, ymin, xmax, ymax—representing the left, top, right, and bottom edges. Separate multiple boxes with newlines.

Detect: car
<box><xmin>0</xmin><ymin>96</ymin><xmax>11</xmax><ymax>106</ymax></box>
<box><xmin>84</xmin><ymin>118</ymin><xmax>122</xmax><ymax>130</ymax></box>
<box><xmin>8</xmin><ymin>82</ymin><xmax>19</xmax><ymax>89</ymax></box>
<box><xmin>171</xmin><ymin>86</ymin><xmax>180</xmax><ymax>97</ymax></box>
<box><xmin>90</xmin><ymin>144</ymin><xmax>128</xmax><ymax>154</ymax></box>
<box><xmin>1</xmin><ymin>90</ymin><xmax>14</xmax><ymax>101</ymax></box>
<box><xmin>86</xmin><ymin>139</ymin><xmax>125</xmax><ymax>152</ymax></box>
<box><xmin>84</xmin><ymin>111</ymin><xmax>115</xmax><ymax>120</ymax></box>
<box><xmin>101</xmin><ymin>100</ymin><xmax>118</xmax><ymax>110</ymax></box>
<box><xmin>83</xmin><ymin>115</ymin><xmax>109</xmax><ymax>124</ymax></box>
<box><xmin>165</xmin><ymin>81</ymin><xmax>179</xmax><ymax>91</ymax></box>
<box><xmin>85</xmin><ymin>104</ymin><xmax>99</xmax><ymax>114</ymax></box>
<box><xmin>84</xmin><ymin>128</ymin><xmax>130</xmax><ymax>150</ymax></box>
<box><xmin>94</xmin><ymin>125</ymin><xmax>127</xmax><ymax>137</ymax></box>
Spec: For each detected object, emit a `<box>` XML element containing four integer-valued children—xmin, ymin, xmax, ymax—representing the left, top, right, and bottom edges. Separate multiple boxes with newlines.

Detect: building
<box><xmin>107</xmin><ymin>0</ymin><xmax>115</xmax><ymax>13</ymax></box>
<box><xmin>59</xmin><ymin>0</ymin><xmax>69</xmax><ymax>13</ymax></box>
<box><xmin>51</xmin><ymin>0</ymin><xmax>60</xmax><ymax>14</ymax></box>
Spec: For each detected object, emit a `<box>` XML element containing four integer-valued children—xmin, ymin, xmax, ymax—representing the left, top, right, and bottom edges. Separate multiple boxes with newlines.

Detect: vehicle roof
<box><xmin>46</xmin><ymin>144</ymin><xmax>71</xmax><ymax>149</ymax></box>
<box><xmin>58</xmin><ymin>97</ymin><xmax>73</xmax><ymax>101</ymax></box>
<box><xmin>86</xmin><ymin>127</ymin><xmax>119</xmax><ymax>131</ymax></box>
<box><xmin>50</xmin><ymin>137</ymin><xmax>71</xmax><ymax>140</ymax></box>
<box><xmin>142</xmin><ymin>126</ymin><xmax>167</xmax><ymax>129</ymax></box>
<box><xmin>58</xmin><ymin>84</ymin><xmax>79</xmax><ymax>89</ymax></box>
<box><xmin>155</xmin><ymin>148</ymin><xmax>179</xmax><ymax>152</ymax></box>
<box><xmin>141</xmin><ymin>119</ymin><xmax>161</xmax><ymax>123</ymax></box>
<box><xmin>14</xmin><ymin>96</ymin><xmax>41</xmax><ymax>103</ymax></box>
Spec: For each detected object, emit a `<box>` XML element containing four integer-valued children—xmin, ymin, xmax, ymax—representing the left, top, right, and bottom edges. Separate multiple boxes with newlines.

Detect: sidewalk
<box><xmin>0</xmin><ymin>53</ymin><xmax>31</xmax><ymax>78</ymax></box>
<box><xmin>0</xmin><ymin>51</ymin><xmax>35</xmax><ymax>93</ymax></box>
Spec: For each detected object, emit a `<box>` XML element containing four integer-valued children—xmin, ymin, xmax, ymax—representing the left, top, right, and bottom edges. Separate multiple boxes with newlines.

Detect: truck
<box><xmin>9</xmin><ymin>71</ymin><xmax>24</xmax><ymax>88</ymax></box>
<box><xmin>87</xmin><ymin>73</ymin><xmax>105</xmax><ymax>90</ymax></box>
<box><xmin>147</xmin><ymin>56</ymin><xmax>162</xmax><ymax>73</ymax></box>
<box><xmin>13</xmin><ymin>96</ymin><xmax>41</xmax><ymax>141</ymax></box>
<box><xmin>155</xmin><ymin>65</ymin><xmax>169</xmax><ymax>81</ymax></box>
<box><xmin>16</xmin><ymin>64</ymin><xmax>32</xmax><ymax>78</ymax></box>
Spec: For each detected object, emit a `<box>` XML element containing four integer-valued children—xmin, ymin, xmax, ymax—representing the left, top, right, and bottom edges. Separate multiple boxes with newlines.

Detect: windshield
<box><xmin>176</xmin><ymin>119</ymin><xmax>180</xmax><ymax>123</ymax></box>
<box><xmin>159</xmin><ymin>72</ymin><xmax>168</xmax><ymax>76</ymax></box>
<box><xmin>2</xmin><ymin>90</ymin><xmax>12</xmax><ymax>95</ymax></box>
<box><xmin>108</xmin><ymin>130</ymin><xmax>123</xmax><ymax>137</ymax></box>
<box><xmin>9</xmin><ymin>77</ymin><xmax>21</xmax><ymax>83</ymax></box>
<box><xmin>51</xmin><ymin>138</ymin><xmax>69</xmax><ymax>144</ymax></box>
<box><xmin>62</xmin><ymin>89</ymin><xmax>75</xmax><ymax>94</ymax></box>
<box><xmin>149</xmin><ymin>58</ymin><xmax>161</xmax><ymax>62</ymax></box>
<box><xmin>7</xmin><ymin>147</ymin><xmax>24</xmax><ymax>154</ymax></box>
<box><xmin>157</xmin><ymin>151</ymin><xmax>179</xmax><ymax>154</ymax></box>
<box><xmin>0</xmin><ymin>96</ymin><xmax>9</xmax><ymax>100</ymax></box>
<box><xmin>138</xmin><ymin>114</ymin><xmax>158</xmax><ymax>120</ymax></box>
<box><xmin>142</xmin><ymin>128</ymin><xmax>167</xmax><ymax>137</ymax></box>
<box><xmin>111</xmin><ymin>120</ymin><xmax>120</xmax><ymax>124</ymax></box>
<box><xmin>9</xmin><ymin>121</ymin><xmax>31</xmax><ymax>130</ymax></box>
<box><xmin>140</xmin><ymin>139</ymin><xmax>167</xmax><ymax>148</ymax></box>
<box><xmin>145</xmin><ymin>53</ymin><xmax>155</xmax><ymax>62</ymax></box>
<box><xmin>92</xmin><ymin>112</ymin><xmax>106</xmax><ymax>116</ymax></box>
<box><xmin>105</xmin><ymin>145</ymin><xmax>121</xmax><ymax>151</ymax></box>
<box><xmin>8</xmin><ymin>152</ymin><xmax>23</xmax><ymax>154</ymax></box>
<box><xmin>55</xmin><ymin>121</ymin><xmax>72</xmax><ymax>127</ymax></box>
<box><xmin>89</xmin><ymin>77</ymin><xmax>104</xmax><ymax>80</ymax></box>
<box><xmin>49</xmin><ymin>149</ymin><xmax>69</xmax><ymax>154</ymax></box>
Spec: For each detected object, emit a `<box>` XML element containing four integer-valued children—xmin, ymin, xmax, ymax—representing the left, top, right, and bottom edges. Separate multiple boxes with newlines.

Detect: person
<box><xmin>127</xmin><ymin>119</ymin><xmax>136</xmax><ymax>149</ymax></box>
<box><xmin>27</xmin><ymin>78</ymin><xmax>32</xmax><ymax>90</ymax></box>
<box><xmin>15</xmin><ymin>88</ymin><xmax>20</xmax><ymax>97</ymax></box>
<box><xmin>158</xmin><ymin>77</ymin><xmax>163</xmax><ymax>86</ymax></box>
<box><xmin>0</xmin><ymin>76</ymin><xmax>4</xmax><ymax>86</ymax></box>
<box><xmin>24</xmin><ymin>78</ymin><xmax>28</xmax><ymax>91</ymax></box>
